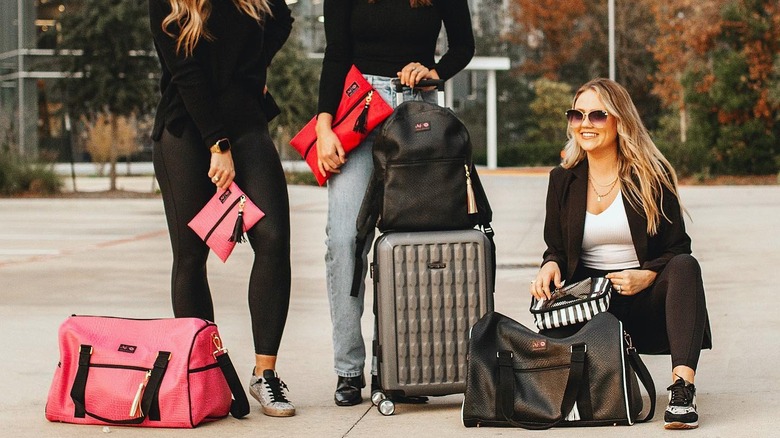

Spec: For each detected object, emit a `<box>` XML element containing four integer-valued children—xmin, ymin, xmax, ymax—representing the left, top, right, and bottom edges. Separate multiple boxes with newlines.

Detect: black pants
<box><xmin>543</xmin><ymin>254</ymin><xmax>711</xmax><ymax>371</ymax></box>
<box><xmin>153</xmin><ymin>120</ymin><xmax>291</xmax><ymax>356</ymax></box>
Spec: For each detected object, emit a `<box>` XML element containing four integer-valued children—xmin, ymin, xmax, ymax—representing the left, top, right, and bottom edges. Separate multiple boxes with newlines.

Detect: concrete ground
<box><xmin>1</xmin><ymin>171</ymin><xmax>778</xmax><ymax>437</ymax></box>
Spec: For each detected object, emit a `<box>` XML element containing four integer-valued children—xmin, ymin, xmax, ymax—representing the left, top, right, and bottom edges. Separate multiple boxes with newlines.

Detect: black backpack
<box><xmin>351</xmin><ymin>85</ymin><xmax>494</xmax><ymax>296</ymax></box>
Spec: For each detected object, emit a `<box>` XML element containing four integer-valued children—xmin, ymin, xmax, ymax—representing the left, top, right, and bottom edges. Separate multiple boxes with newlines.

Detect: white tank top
<box><xmin>581</xmin><ymin>191</ymin><xmax>640</xmax><ymax>270</ymax></box>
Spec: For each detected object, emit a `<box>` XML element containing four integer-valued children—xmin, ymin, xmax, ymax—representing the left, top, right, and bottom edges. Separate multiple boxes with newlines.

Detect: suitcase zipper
<box><xmin>204</xmin><ymin>195</ymin><xmax>244</xmax><ymax>243</ymax></box>
<box><xmin>302</xmin><ymin>89</ymin><xmax>375</xmax><ymax>159</ymax></box>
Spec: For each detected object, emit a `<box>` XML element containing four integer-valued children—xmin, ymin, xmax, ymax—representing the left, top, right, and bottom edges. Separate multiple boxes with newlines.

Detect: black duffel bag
<box><xmin>462</xmin><ymin>311</ymin><xmax>655</xmax><ymax>428</ymax></box>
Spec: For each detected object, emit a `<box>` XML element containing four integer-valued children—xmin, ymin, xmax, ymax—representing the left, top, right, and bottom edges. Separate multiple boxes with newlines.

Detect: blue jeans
<box><xmin>325</xmin><ymin>74</ymin><xmax>437</xmax><ymax>378</ymax></box>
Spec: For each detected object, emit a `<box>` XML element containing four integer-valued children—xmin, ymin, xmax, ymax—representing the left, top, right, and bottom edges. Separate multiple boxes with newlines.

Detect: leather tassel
<box><xmin>353</xmin><ymin>91</ymin><xmax>374</xmax><ymax>134</ymax></box>
<box><xmin>229</xmin><ymin>196</ymin><xmax>247</xmax><ymax>243</ymax></box>
<box><xmin>129</xmin><ymin>371</ymin><xmax>151</xmax><ymax>418</ymax></box>
<box><xmin>465</xmin><ymin>165</ymin><xmax>478</xmax><ymax>214</ymax></box>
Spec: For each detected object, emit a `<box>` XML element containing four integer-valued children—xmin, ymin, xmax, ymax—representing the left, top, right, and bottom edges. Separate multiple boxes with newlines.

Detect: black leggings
<box><xmin>543</xmin><ymin>254</ymin><xmax>709</xmax><ymax>371</ymax></box>
<box><xmin>153</xmin><ymin>121</ymin><xmax>291</xmax><ymax>356</ymax></box>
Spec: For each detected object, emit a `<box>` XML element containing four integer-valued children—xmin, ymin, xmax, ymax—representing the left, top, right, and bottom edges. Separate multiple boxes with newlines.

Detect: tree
<box><xmin>645</xmin><ymin>0</ymin><xmax>726</xmax><ymax>142</ymax></box>
<box><xmin>266</xmin><ymin>28</ymin><xmax>320</xmax><ymax>160</ymax></box>
<box><xmin>506</xmin><ymin>0</ymin><xmax>587</xmax><ymax>80</ymax></box>
<box><xmin>682</xmin><ymin>0</ymin><xmax>780</xmax><ymax>175</ymax></box>
<box><xmin>57</xmin><ymin>0</ymin><xmax>157</xmax><ymax>190</ymax></box>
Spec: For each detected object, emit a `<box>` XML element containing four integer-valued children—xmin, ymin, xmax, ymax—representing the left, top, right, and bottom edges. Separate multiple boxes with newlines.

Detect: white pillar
<box><xmin>486</xmin><ymin>69</ymin><xmax>497</xmax><ymax>170</ymax></box>
<box><xmin>608</xmin><ymin>0</ymin><xmax>615</xmax><ymax>80</ymax></box>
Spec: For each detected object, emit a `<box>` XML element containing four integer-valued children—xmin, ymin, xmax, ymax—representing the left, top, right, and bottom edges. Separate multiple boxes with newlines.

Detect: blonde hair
<box><xmin>162</xmin><ymin>0</ymin><xmax>272</xmax><ymax>57</ymax></box>
<box><xmin>561</xmin><ymin>78</ymin><xmax>684</xmax><ymax>235</ymax></box>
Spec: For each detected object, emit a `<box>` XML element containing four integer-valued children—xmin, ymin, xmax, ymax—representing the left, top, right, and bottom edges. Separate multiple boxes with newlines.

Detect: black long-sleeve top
<box><xmin>317</xmin><ymin>0</ymin><xmax>475</xmax><ymax>115</ymax></box>
<box><xmin>542</xmin><ymin>160</ymin><xmax>692</xmax><ymax>283</ymax></box>
<box><xmin>149</xmin><ymin>0</ymin><xmax>293</xmax><ymax>147</ymax></box>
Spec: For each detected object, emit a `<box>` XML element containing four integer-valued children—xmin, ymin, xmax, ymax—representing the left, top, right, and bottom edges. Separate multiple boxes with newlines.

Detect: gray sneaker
<box><xmin>248</xmin><ymin>369</ymin><xmax>295</xmax><ymax>417</ymax></box>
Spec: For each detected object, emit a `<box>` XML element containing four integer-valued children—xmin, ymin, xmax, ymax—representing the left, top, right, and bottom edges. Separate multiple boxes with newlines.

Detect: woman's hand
<box><xmin>605</xmin><ymin>269</ymin><xmax>657</xmax><ymax>296</ymax></box>
<box><xmin>315</xmin><ymin>113</ymin><xmax>346</xmax><ymax>177</ymax></box>
<box><xmin>208</xmin><ymin>151</ymin><xmax>235</xmax><ymax>190</ymax></box>
<box><xmin>397</xmin><ymin>62</ymin><xmax>439</xmax><ymax>87</ymax></box>
<box><xmin>530</xmin><ymin>262</ymin><xmax>562</xmax><ymax>300</ymax></box>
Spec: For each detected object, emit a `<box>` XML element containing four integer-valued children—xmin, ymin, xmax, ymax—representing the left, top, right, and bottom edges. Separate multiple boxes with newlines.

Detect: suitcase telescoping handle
<box><xmin>391</xmin><ymin>78</ymin><xmax>446</xmax><ymax>107</ymax></box>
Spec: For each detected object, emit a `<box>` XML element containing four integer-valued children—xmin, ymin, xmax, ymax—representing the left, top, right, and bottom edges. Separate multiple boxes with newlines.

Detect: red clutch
<box><xmin>187</xmin><ymin>182</ymin><xmax>264</xmax><ymax>262</ymax></box>
<box><xmin>290</xmin><ymin>65</ymin><xmax>393</xmax><ymax>185</ymax></box>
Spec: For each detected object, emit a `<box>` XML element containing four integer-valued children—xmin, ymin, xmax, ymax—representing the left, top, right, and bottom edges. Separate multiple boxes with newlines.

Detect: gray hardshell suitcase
<box><xmin>370</xmin><ymin>229</ymin><xmax>494</xmax><ymax>415</ymax></box>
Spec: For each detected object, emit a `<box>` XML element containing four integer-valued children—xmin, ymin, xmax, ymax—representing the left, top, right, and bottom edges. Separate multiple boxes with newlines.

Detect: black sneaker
<box><xmin>664</xmin><ymin>377</ymin><xmax>698</xmax><ymax>429</ymax></box>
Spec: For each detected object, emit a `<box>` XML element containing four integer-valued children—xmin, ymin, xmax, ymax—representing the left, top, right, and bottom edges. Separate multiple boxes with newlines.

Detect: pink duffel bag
<box><xmin>45</xmin><ymin>315</ymin><xmax>249</xmax><ymax>428</ymax></box>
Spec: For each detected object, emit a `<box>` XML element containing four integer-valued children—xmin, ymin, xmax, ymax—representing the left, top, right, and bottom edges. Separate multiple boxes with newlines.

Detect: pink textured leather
<box><xmin>187</xmin><ymin>182</ymin><xmax>265</xmax><ymax>262</ymax></box>
<box><xmin>46</xmin><ymin>316</ymin><xmax>233</xmax><ymax>428</ymax></box>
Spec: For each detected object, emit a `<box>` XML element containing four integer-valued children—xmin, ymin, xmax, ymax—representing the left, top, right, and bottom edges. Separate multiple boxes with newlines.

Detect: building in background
<box><xmin>1</xmin><ymin>0</ymin><xmax>508</xmax><ymax>165</ymax></box>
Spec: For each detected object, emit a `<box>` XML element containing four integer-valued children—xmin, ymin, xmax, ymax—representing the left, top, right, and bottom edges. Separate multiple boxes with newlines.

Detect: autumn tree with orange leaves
<box><xmin>680</xmin><ymin>0</ymin><xmax>780</xmax><ymax>174</ymax></box>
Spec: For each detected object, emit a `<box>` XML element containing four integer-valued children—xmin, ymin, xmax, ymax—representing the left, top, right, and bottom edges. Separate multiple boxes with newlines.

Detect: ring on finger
<box><xmin>212</xmin><ymin>176</ymin><xmax>219</xmax><ymax>182</ymax></box>
<box><xmin>616</xmin><ymin>284</ymin><xmax>622</xmax><ymax>293</ymax></box>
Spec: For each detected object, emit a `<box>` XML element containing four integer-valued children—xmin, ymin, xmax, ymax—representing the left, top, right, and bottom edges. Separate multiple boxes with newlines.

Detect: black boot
<box><xmin>334</xmin><ymin>374</ymin><xmax>365</xmax><ymax>406</ymax></box>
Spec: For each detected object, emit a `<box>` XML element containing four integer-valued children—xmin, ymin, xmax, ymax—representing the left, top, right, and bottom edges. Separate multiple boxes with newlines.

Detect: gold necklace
<box><xmin>588</xmin><ymin>176</ymin><xmax>618</xmax><ymax>202</ymax></box>
<box><xmin>590</xmin><ymin>175</ymin><xmax>618</xmax><ymax>187</ymax></box>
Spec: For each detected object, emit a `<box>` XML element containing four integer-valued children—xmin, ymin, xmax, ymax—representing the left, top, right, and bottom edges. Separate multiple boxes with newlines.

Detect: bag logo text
<box><xmin>219</xmin><ymin>189</ymin><xmax>232</xmax><ymax>203</ymax></box>
<box><xmin>531</xmin><ymin>340</ymin><xmax>547</xmax><ymax>351</ymax></box>
<box><xmin>118</xmin><ymin>344</ymin><xmax>137</xmax><ymax>354</ymax></box>
<box><xmin>415</xmin><ymin>121</ymin><xmax>431</xmax><ymax>132</ymax></box>
<box><xmin>427</xmin><ymin>261</ymin><xmax>446</xmax><ymax>269</ymax></box>
<box><xmin>345</xmin><ymin>82</ymin><xmax>360</xmax><ymax>97</ymax></box>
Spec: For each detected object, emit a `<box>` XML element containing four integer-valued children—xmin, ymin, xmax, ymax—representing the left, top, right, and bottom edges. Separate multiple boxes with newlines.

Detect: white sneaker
<box><xmin>248</xmin><ymin>369</ymin><xmax>295</xmax><ymax>417</ymax></box>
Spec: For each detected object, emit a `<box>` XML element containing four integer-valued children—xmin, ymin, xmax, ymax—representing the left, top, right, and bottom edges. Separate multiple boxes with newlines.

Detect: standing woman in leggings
<box><xmin>315</xmin><ymin>0</ymin><xmax>474</xmax><ymax>407</ymax></box>
<box><xmin>530</xmin><ymin>78</ymin><xmax>712</xmax><ymax>430</ymax></box>
<box><xmin>148</xmin><ymin>0</ymin><xmax>295</xmax><ymax>417</ymax></box>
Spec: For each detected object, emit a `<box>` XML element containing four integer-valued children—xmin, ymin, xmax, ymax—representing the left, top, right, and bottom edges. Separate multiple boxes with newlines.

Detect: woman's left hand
<box><xmin>605</xmin><ymin>269</ymin><xmax>657</xmax><ymax>296</ymax></box>
<box><xmin>397</xmin><ymin>62</ymin><xmax>437</xmax><ymax>87</ymax></box>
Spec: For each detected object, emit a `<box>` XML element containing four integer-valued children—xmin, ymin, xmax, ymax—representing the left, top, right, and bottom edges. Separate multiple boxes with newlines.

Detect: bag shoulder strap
<box><xmin>497</xmin><ymin>343</ymin><xmax>587</xmax><ymax>430</ymax></box>
<box><xmin>215</xmin><ymin>352</ymin><xmax>250</xmax><ymax>418</ymax></box>
<box><xmin>627</xmin><ymin>346</ymin><xmax>656</xmax><ymax>423</ymax></box>
<box><xmin>351</xmin><ymin>172</ymin><xmax>382</xmax><ymax>297</ymax></box>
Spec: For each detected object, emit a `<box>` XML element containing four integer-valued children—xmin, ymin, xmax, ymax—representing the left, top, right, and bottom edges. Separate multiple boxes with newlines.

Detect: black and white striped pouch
<box><xmin>530</xmin><ymin>277</ymin><xmax>613</xmax><ymax>331</ymax></box>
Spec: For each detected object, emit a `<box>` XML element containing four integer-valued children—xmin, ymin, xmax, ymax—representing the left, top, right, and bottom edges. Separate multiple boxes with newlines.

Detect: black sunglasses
<box><xmin>565</xmin><ymin>109</ymin><xmax>610</xmax><ymax>127</ymax></box>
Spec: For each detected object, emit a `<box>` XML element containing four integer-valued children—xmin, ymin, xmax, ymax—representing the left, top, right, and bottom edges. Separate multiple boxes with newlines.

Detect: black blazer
<box><xmin>149</xmin><ymin>0</ymin><xmax>293</xmax><ymax>145</ymax></box>
<box><xmin>542</xmin><ymin>159</ymin><xmax>692</xmax><ymax>282</ymax></box>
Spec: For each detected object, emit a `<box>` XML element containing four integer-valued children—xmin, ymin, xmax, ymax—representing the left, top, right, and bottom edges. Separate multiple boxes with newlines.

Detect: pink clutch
<box><xmin>187</xmin><ymin>183</ymin><xmax>264</xmax><ymax>262</ymax></box>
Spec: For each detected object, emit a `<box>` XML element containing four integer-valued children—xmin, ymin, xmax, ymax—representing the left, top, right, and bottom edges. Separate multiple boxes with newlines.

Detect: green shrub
<box><xmin>473</xmin><ymin>142</ymin><xmax>563</xmax><ymax>167</ymax></box>
<box><xmin>0</xmin><ymin>153</ymin><xmax>62</xmax><ymax>196</ymax></box>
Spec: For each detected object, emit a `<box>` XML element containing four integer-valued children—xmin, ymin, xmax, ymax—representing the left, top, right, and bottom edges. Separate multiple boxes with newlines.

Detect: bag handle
<box><xmin>70</xmin><ymin>344</ymin><xmax>249</xmax><ymax>424</ymax></box>
<box><xmin>497</xmin><ymin>343</ymin><xmax>587</xmax><ymax>430</ymax></box>
<box><xmin>70</xmin><ymin>345</ymin><xmax>171</xmax><ymax>425</ymax></box>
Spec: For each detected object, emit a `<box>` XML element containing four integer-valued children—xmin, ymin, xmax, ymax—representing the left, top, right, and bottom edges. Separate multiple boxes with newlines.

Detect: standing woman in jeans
<box><xmin>315</xmin><ymin>0</ymin><xmax>475</xmax><ymax>407</ymax></box>
<box><xmin>148</xmin><ymin>0</ymin><xmax>295</xmax><ymax>417</ymax></box>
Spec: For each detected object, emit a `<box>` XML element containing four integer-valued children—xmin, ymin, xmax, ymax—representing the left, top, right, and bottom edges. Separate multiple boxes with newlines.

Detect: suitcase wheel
<box><xmin>378</xmin><ymin>399</ymin><xmax>395</xmax><ymax>416</ymax></box>
<box><xmin>371</xmin><ymin>389</ymin><xmax>386</xmax><ymax>406</ymax></box>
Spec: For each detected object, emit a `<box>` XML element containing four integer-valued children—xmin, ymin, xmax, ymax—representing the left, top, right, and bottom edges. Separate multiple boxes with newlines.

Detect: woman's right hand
<box><xmin>208</xmin><ymin>151</ymin><xmax>235</xmax><ymax>191</ymax></box>
<box><xmin>530</xmin><ymin>261</ymin><xmax>562</xmax><ymax>300</ymax></box>
<box><xmin>315</xmin><ymin>113</ymin><xmax>346</xmax><ymax>177</ymax></box>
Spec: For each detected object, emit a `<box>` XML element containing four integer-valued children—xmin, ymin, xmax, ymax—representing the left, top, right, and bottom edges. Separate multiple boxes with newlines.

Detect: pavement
<box><xmin>1</xmin><ymin>171</ymin><xmax>779</xmax><ymax>437</ymax></box>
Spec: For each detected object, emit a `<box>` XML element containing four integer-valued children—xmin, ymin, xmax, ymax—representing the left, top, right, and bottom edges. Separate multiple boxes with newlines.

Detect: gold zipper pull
<box><xmin>465</xmin><ymin>165</ymin><xmax>478</xmax><ymax>214</ymax></box>
<box><xmin>129</xmin><ymin>370</ymin><xmax>152</xmax><ymax>418</ymax></box>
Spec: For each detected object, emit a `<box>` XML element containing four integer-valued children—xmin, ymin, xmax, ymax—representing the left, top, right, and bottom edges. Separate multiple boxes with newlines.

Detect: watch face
<box><xmin>215</xmin><ymin>139</ymin><xmax>230</xmax><ymax>152</ymax></box>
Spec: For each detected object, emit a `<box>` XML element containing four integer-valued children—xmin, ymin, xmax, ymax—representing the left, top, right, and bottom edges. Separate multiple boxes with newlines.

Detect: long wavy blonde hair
<box><xmin>561</xmin><ymin>78</ymin><xmax>684</xmax><ymax>235</ymax></box>
<box><xmin>162</xmin><ymin>0</ymin><xmax>272</xmax><ymax>57</ymax></box>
